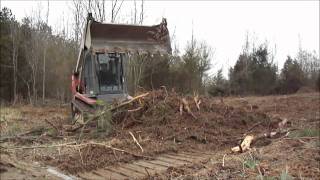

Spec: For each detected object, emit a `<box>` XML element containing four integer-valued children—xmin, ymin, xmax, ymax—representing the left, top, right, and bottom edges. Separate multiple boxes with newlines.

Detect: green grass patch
<box><xmin>256</xmin><ymin>175</ymin><xmax>277</xmax><ymax>180</ymax></box>
<box><xmin>243</xmin><ymin>156</ymin><xmax>259</xmax><ymax>169</ymax></box>
<box><xmin>289</xmin><ymin>128</ymin><xmax>319</xmax><ymax>138</ymax></box>
<box><xmin>256</xmin><ymin>168</ymin><xmax>293</xmax><ymax>180</ymax></box>
<box><xmin>279</xmin><ymin>170</ymin><xmax>293</xmax><ymax>180</ymax></box>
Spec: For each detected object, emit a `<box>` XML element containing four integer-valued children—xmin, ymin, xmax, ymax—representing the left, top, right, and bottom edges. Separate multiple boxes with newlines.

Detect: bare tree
<box><xmin>42</xmin><ymin>0</ymin><xmax>49</xmax><ymax>104</ymax></box>
<box><xmin>10</xmin><ymin>22</ymin><xmax>19</xmax><ymax>104</ymax></box>
<box><xmin>26</xmin><ymin>31</ymin><xmax>38</xmax><ymax>105</ymax></box>
<box><xmin>93</xmin><ymin>0</ymin><xmax>105</xmax><ymax>22</ymax></box>
<box><xmin>26</xmin><ymin>4</ymin><xmax>43</xmax><ymax>104</ymax></box>
<box><xmin>127</xmin><ymin>54</ymin><xmax>148</xmax><ymax>95</ymax></box>
<box><xmin>17</xmin><ymin>73</ymin><xmax>32</xmax><ymax>104</ymax></box>
<box><xmin>139</xmin><ymin>0</ymin><xmax>144</xmax><ymax>25</ymax></box>
<box><xmin>170</xmin><ymin>26</ymin><xmax>179</xmax><ymax>56</ymax></box>
<box><xmin>72</xmin><ymin>0</ymin><xmax>85</xmax><ymax>44</ymax></box>
<box><xmin>83</xmin><ymin>0</ymin><xmax>106</xmax><ymax>22</ymax></box>
<box><xmin>132</xmin><ymin>0</ymin><xmax>144</xmax><ymax>24</ymax></box>
<box><xmin>87</xmin><ymin>0</ymin><xmax>92</xmax><ymax>14</ymax></box>
<box><xmin>111</xmin><ymin>0</ymin><xmax>124</xmax><ymax>23</ymax></box>
<box><xmin>134</xmin><ymin>0</ymin><xmax>137</xmax><ymax>24</ymax></box>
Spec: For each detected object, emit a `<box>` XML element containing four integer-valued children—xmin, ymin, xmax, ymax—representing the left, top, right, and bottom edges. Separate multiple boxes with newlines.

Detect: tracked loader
<box><xmin>71</xmin><ymin>13</ymin><xmax>171</xmax><ymax>122</ymax></box>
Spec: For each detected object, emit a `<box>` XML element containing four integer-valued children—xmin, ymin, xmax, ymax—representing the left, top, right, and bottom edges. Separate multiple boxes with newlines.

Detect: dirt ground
<box><xmin>0</xmin><ymin>91</ymin><xmax>319</xmax><ymax>179</ymax></box>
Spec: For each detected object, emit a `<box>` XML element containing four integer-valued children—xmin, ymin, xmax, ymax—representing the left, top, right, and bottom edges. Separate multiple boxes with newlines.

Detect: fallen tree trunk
<box><xmin>231</xmin><ymin>135</ymin><xmax>254</xmax><ymax>152</ymax></box>
<box><xmin>232</xmin><ymin>118</ymin><xmax>290</xmax><ymax>153</ymax></box>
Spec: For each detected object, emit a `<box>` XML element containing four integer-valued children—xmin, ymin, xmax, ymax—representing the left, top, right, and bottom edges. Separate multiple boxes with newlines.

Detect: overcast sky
<box><xmin>1</xmin><ymin>0</ymin><xmax>319</xmax><ymax>76</ymax></box>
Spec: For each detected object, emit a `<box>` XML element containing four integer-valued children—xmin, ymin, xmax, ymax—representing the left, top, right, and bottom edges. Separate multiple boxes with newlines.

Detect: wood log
<box><xmin>231</xmin><ymin>135</ymin><xmax>254</xmax><ymax>152</ymax></box>
<box><xmin>181</xmin><ymin>98</ymin><xmax>197</xmax><ymax>119</ymax></box>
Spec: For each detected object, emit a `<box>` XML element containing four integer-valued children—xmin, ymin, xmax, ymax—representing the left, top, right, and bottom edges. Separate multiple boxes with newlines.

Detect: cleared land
<box><xmin>0</xmin><ymin>92</ymin><xmax>319</xmax><ymax>179</ymax></box>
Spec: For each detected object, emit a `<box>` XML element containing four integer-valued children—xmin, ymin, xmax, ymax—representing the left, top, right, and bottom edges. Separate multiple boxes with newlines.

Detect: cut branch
<box><xmin>160</xmin><ymin>86</ymin><xmax>168</xmax><ymax>102</ymax></box>
<box><xmin>180</xmin><ymin>98</ymin><xmax>197</xmax><ymax>119</ymax></box>
<box><xmin>129</xmin><ymin>131</ymin><xmax>144</xmax><ymax>152</ymax></box>
<box><xmin>193</xmin><ymin>93</ymin><xmax>201</xmax><ymax>111</ymax></box>
<box><xmin>128</xmin><ymin>107</ymin><xmax>143</xmax><ymax>112</ymax></box>
<box><xmin>78</xmin><ymin>93</ymin><xmax>149</xmax><ymax>141</ymax></box>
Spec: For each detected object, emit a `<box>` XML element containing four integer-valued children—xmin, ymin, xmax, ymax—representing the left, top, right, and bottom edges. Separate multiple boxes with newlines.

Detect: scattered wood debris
<box><xmin>129</xmin><ymin>131</ymin><xmax>144</xmax><ymax>152</ymax></box>
<box><xmin>231</xmin><ymin>135</ymin><xmax>254</xmax><ymax>152</ymax></box>
<box><xmin>193</xmin><ymin>93</ymin><xmax>201</xmax><ymax>111</ymax></box>
<box><xmin>232</xmin><ymin>117</ymin><xmax>291</xmax><ymax>153</ymax></box>
<box><xmin>180</xmin><ymin>98</ymin><xmax>197</xmax><ymax>119</ymax></box>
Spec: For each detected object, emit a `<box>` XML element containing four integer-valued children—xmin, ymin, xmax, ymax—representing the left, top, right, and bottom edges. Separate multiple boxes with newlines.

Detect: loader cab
<box><xmin>81</xmin><ymin>51</ymin><xmax>98</xmax><ymax>96</ymax></box>
<box><xmin>96</xmin><ymin>53</ymin><xmax>125</xmax><ymax>94</ymax></box>
<box><xmin>79</xmin><ymin>51</ymin><xmax>127</xmax><ymax>97</ymax></box>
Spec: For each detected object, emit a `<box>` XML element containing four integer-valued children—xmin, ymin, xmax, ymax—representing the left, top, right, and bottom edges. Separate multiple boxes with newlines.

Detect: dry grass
<box><xmin>0</xmin><ymin>107</ymin><xmax>23</xmax><ymax>135</ymax></box>
<box><xmin>0</xmin><ymin>107</ymin><xmax>22</xmax><ymax>121</ymax></box>
<box><xmin>0</xmin><ymin>93</ymin><xmax>319</xmax><ymax>179</ymax></box>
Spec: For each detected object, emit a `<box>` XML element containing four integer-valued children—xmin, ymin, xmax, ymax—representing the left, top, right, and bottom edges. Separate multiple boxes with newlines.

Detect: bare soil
<box><xmin>0</xmin><ymin>91</ymin><xmax>319</xmax><ymax>179</ymax></box>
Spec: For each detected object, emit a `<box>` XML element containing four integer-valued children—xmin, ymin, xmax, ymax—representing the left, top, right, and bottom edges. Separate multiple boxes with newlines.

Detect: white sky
<box><xmin>1</xmin><ymin>0</ymin><xmax>319</xmax><ymax>76</ymax></box>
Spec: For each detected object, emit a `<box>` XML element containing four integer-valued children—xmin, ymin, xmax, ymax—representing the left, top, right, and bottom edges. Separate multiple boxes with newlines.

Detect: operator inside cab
<box><xmin>97</xmin><ymin>53</ymin><xmax>124</xmax><ymax>93</ymax></box>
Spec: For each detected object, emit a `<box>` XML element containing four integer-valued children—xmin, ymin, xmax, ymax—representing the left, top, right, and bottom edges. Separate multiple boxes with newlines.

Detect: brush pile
<box><xmin>38</xmin><ymin>89</ymin><xmax>288</xmax><ymax>173</ymax></box>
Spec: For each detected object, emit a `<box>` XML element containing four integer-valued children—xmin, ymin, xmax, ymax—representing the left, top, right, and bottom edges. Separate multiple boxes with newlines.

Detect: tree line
<box><xmin>0</xmin><ymin>7</ymin><xmax>77</xmax><ymax>104</ymax></box>
<box><xmin>1</xmin><ymin>6</ymin><xmax>319</xmax><ymax>105</ymax></box>
<box><xmin>207</xmin><ymin>41</ymin><xmax>319</xmax><ymax>96</ymax></box>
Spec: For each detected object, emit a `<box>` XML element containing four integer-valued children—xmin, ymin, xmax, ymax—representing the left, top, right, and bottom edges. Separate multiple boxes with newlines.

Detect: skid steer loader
<box><xmin>71</xmin><ymin>13</ymin><xmax>171</xmax><ymax>122</ymax></box>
